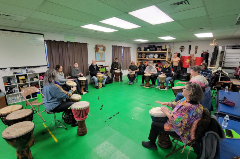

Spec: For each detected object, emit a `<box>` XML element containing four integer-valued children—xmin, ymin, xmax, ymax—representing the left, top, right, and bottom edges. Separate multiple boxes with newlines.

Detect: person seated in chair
<box><xmin>55</xmin><ymin>65</ymin><xmax>83</xmax><ymax>95</ymax></box>
<box><xmin>110</xmin><ymin>58</ymin><xmax>123</xmax><ymax>82</ymax></box>
<box><xmin>141</xmin><ymin>61</ymin><xmax>157</xmax><ymax>88</ymax></box>
<box><xmin>127</xmin><ymin>61</ymin><xmax>139</xmax><ymax>84</ymax></box>
<box><xmin>89</xmin><ymin>60</ymin><xmax>107</xmax><ymax>89</ymax></box>
<box><xmin>175</xmin><ymin>66</ymin><xmax>208</xmax><ymax>102</ymax></box>
<box><xmin>42</xmin><ymin>69</ymin><xmax>78</xmax><ymax>127</ymax></box>
<box><xmin>200</xmin><ymin>63</ymin><xmax>212</xmax><ymax>84</ymax></box>
<box><xmin>156</xmin><ymin>61</ymin><xmax>172</xmax><ymax>90</ymax></box>
<box><xmin>70</xmin><ymin>62</ymin><xmax>89</xmax><ymax>93</ymax></box>
<box><xmin>142</xmin><ymin>82</ymin><xmax>203</xmax><ymax>150</ymax></box>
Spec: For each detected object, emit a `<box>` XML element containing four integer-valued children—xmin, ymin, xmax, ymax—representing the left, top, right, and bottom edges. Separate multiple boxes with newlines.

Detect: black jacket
<box><xmin>89</xmin><ymin>64</ymin><xmax>99</xmax><ymax>77</ymax></box>
<box><xmin>160</xmin><ymin>66</ymin><xmax>172</xmax><ymax>77</ymax></box>
<box><xmin>110</xmin><ymin>62</ymin><xmax>121</xmax><ymax>73</ymax></box>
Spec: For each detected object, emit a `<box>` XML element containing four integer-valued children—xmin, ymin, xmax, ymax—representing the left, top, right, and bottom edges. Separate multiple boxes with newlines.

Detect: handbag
<box><xmin>219</xmin><ymin>96</ymin><xmax>235</xmax><ymax>107</ymax></box>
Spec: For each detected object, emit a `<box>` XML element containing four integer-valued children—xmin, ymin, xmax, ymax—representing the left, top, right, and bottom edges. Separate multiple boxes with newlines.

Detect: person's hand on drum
<box><xmin>114</xmin><ymin>68</ymin><xmax>117</xmax><ymax>69</ymax></box>
<box><xmin>66</xmin><ymin>76</ymin><xmax>71</xmax><ymax>79</ymax></box>
<box><xmin>117</xmin><ymin>69</ymin><xmax>120</xmax><ymax>71</ymax></box>
<box><xmin>71</xmin><ymin>86</ymin><xmax>76</xmax><ymax>91</ymax></box>
<box><xmin>160</xmin><ymin>107</ymin><xmax>170</xmax><ymax>116</ymax></box>
<box><xmin>67</xmin><ymin>79</ymin><xmax>74</xmax><ymax>81</ymax></box>
<box><xmin>97</xmin><ymin>72</ymin><xmax>102</xmax><ymax>75</ymax></box>
<box><xmin>155</xmin><ymin>101</ymin><xmax>168</xmax><ymax>105</ymax></box>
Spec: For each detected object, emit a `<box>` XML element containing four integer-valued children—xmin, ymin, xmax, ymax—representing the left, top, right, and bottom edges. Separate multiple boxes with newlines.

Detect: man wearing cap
<box><xmin>200</xmin><ymin>63</ymin><xmax>212</xmax><ymax>83</ymax></box>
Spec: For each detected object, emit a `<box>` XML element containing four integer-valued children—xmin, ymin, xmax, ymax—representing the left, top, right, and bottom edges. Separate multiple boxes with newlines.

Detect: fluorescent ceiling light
<box><xmin>158</xmin><ymin>36</ymin><xmax>176</xmax><ymax>40</ymax></box>
<box><xmin>100</xmin><ymin>17</ymin><xmax>140</xmax><ymax>29</ymax></box>
<box><xmin>81</xmin><ymin>24</ymin><xmax>118</xmax><ymax>32</ymax></box>
<box><xmin>195</xmin><ymin>33</ymin><xmax>213</xmax><ymax>38</ymax></box>
<box><xmin>129</xmin><ymin>5</ymin><xmax>174</xmax><ymax>25</ymax></box>
<box><xmin>134</xmin><ymin>39</ymin><xmax>149</xmax><ymax>42</ymax></box>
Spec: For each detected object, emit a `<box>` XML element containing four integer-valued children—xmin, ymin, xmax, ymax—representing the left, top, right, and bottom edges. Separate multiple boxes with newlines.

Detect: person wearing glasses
<box><xmin>142</xmin><ymin>82</ymin><xmax>203</xmax><ymax>150</ymax></box>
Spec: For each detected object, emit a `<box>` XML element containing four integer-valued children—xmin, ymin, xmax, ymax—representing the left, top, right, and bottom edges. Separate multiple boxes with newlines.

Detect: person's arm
<box><xmin>152</xmin><ymin>67</ymin><xmax>158</xmax><ymax>74</ymax></box>
<box><xmin>144</xmin><ymin>66</ymin><xmax>149</xmax><ymax>73</ymax></box>
<box><xmin>57</xmin><ymin>73</ymin><xmax>67</xmax><ymax>83</ymax></box>
<box><xmin>128</xmin><ymin>66</ymin><xmax>132</xmax><ymax>71</ymax></box>
<box><xmin>51</xmin><ymin>84</ymin><xmax>74</xmax><ymax>99</ymax></box>
<box><xmin>119</xmin><ymin>63</ymin><xmax>122</xmax><ymax>70</ymax></box>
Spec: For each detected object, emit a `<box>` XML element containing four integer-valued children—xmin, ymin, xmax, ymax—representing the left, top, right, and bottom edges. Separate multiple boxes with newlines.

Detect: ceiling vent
<box><xmin>236</xmin><ymin>14</ymin><xmax>240</xmax><ymax>25</ymax></box>
<box><xmin>171</xmin><ymin>0</ymin><xmax>190</xmax><ymax>6</ymax></box>
<box><xmin>0</xmin><ymin>12</ymin><xmax>27</xmax><ymax>21</ymax></box>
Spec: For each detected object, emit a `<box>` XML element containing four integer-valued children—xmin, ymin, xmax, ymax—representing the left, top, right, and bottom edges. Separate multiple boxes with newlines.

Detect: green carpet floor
<box><xmin>0</xmin><ymin>75</ymin><xmax>209</xmax><ymax>159</ymax></box>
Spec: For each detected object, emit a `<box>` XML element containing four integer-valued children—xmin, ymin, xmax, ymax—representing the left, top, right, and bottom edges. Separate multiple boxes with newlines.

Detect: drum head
<box><xmin>71</xmin><ymin>101</ymin><xmax>90</xmax><ymax>110</ymax></box>
<box><xmin>2</xmin><ymin>121</ymin><xmax>34</xmax><ymax>139</ymax></box>
<box><xmin>6</xmin><ymin>109</ymin><xmax>33</xmax><ymax>120</ymax></box>
<box><xmin>66</xmin><ymin>81</ymin><xmax>77</xmax><ymax>86</ymax></box>
<box><xmin>172</xmin><ymin>86</ymin><xmax>183</xmax><ymax>89</ymax></box>
<box><xmin>115</xmin><ymin>70</ymin><xmax>120</xmax><ymax>73</ymax></box>
<box><xmin>97</xmin><ymin>74</ymin><xmax>104</xmax><ymax>77</ymax></box>
<box><xmin>149</xmin><ymin>107</ymin><xmax>168</xmax><ymax>117</ymax></box>
<box><xmin>78</xmin><ymin>77</ymin><xmax>86</xmax><ymax>81</ymax></box>
<box><xmin>70</xmin><ymin>94</ymin><xmax>81</xmax><ymax>100</ymax></box>
<box><xmin>0</xmin><ymin>105</ymin><xmax>22</xmax><ymax>115</ymax></box>
<box><xmin>159</xmin><ymin>75</ymin><xmax>166</xmax><ymax>77</ymax></box>
<box><xmin>144</xmin><ymin>74</ymin><xmax>151</xmax><ymax>76</ymax></box>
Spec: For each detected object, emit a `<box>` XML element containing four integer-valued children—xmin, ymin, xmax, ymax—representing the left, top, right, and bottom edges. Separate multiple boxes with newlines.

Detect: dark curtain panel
<box><xmin>122</xmin><ymin>47</ymin><xmax>131</xmax><ymax>70</ymax></box>
<box><xmin>112</xmin><ymin>45</ymin><xmax>122</xmax><ymax>63</ymax></box>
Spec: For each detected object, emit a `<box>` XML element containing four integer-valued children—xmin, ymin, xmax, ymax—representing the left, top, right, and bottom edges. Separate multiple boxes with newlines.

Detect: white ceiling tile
<box><xmin>138</xmin><ymin>26</ymin><xmax>167</xmax><ymax>34</ymax></box>
<box><xmin>156</xmin><ymin>21</ymin><xmax>185</xmax><ymax>31</ymax></box>
<box><xmin>0</xmin><ymin>0</ymin><xmax>44</xmax><ymax>10</ymax></box>
<box><xmin>0</xmin><ymin>18</ymin><xmax>22</xmax><ymax>27</ymax></box>
<box><xmin>177</xmin><ymin>16</ymin><xmax>210</xmax><ymax>29</ymax></box>
<box><xmin>0</xmin><ymin>2</ymin><xmax>34</xmax><ymax>17</ymax></box>
<box><xmin>20</xmin><ymin>22</ymin><xmax>67</xmax><ymax>33</ymax></box>
<box><xmin>169</xmin><ymin>7</ymin><xmax>206</xmax><ymax>21</ymax></box>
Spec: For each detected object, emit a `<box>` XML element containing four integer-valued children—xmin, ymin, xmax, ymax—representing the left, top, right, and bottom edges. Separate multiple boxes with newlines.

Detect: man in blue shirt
<box><xmin>200</xmin><ymin>63</ymin><xmax>212</xmax><ymax>83</ymax></box>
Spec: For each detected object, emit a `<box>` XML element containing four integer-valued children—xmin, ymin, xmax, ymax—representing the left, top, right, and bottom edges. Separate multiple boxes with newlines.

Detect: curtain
<box><xmin>122</xmin><ymin>47</ymin><xmax>131</xmax><ymax>70</ymax></box>
<box><xmin>112</xmin><ymin>45</ymin><xmax>122</xmax><ymax>63</ymax></box>
<box><xmin>45</xmin><ymin>40</ymin><xmax>88</xmax><ymax>76</ymax></box>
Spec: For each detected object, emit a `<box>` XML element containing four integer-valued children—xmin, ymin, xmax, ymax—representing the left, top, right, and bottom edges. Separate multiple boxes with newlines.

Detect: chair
<box><xmin>165</xmin><ymin>108</ymin><xmax>211</xmax><ymax>158</ymax></box>
<box><xmin>42</xmin><ymin>110</ymin><xmax>67</xmax><ymax>134</ymax></box>
<box><xmin>21</xmin><ymin>87</ymin><xmax>45</xmax><ymax>122</ymax></box>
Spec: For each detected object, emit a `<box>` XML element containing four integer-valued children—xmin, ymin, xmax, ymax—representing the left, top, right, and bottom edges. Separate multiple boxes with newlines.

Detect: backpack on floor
<box><xmin>105</xmin><ymin>76</ymin><xmax>113</xmax><ymax>84</ymax></box>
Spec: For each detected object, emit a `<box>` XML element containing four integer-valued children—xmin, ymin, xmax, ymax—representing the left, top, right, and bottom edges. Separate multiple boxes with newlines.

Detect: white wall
<box><xmin>0</xmin><ymin>27</ymin><xmax>137</xmax><ymax>93</ymax></box>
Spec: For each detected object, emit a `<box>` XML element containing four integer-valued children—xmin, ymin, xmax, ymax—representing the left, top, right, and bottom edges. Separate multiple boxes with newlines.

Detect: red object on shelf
<box><xmin>195</xmin><ymin>57</ymin><xmax>203</xmax><ymax>66</ymax></box>
<box><xmin>182</xmin><ymin>56</ymin><xmax>191</xmax><ymax>68</ymax></box>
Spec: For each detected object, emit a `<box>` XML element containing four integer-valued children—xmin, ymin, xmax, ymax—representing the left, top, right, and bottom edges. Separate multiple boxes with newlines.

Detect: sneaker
<box><xmin>120</xmin><ymin>80</ymin><xmax>123</xmax><ymax>82</ymax></box>
<box><xmin>156</xmin><ymin>86</ymin><xmax>160</xmax><ymax>89</ymax></box>
<box><xmin>84</xmin><ymin>90</ymin><xmax>89</xmax><ymax>93</ymax></box>
<box><xmin>151</xmin><ymin>85</ymin><xmax>154</xmax><ymax>88</ymax></box>
<box><xmin>102</xmin><ymin>85</ymin><xmax>106</xmax><ymax>87</ymax></box>
<box><xmin>142</xmin><ymin>141</ymin><xmax>157</xmax><ymax>150</ymax></box>
<box><xmin>79</xmin><ymin>92</ymin><xmax>83</xmax><ymax>95</ymax></box>
<box><xmin>128</xmin><ymin>81</ymin><xmax>131</xmax><ymax>85</ymax></box>
<box><xmin>96</xmin><ymin>86</ymin><xmax>99</xmax><ymax>89</ymax></box>
<box><xmin>164</xmin><ymin>87</ymin><xmax>168</xmax><ymax>90</ymax></box>
<box><xmin>130</xmin><ymin>82</ymin><xmax>133</xmax><ymax>84</ymax></box>
<box><xmin>140</xmin><ymin>83</ymin><xmax>144</xmax><ymax>86</ymax></box>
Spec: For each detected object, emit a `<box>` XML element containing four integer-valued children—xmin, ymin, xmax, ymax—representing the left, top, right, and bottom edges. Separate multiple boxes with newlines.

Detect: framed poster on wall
<box><xmin>95</xmin><ymin>44</ymin><xmax>106</xmax><ymax>62</ymax></box>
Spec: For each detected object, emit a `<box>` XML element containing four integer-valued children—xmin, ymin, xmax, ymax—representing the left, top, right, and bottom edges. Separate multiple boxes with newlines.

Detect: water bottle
<box><xmin>222</xmin><ymin>115</ymin><xmax>229</xmax><ymax>129</ymax></box>
<box><xmin>225</xmin><ymin>86</ymin><xmax>228</xmax><ymax>92</ymax></box>
<box><xmin>37</xmin><ymin>92</ymin><xmax>42</xmax><ymax>103</ymax></box>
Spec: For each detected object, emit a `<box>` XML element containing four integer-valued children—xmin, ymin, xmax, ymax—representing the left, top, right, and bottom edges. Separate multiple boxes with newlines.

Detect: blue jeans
<box><xmin>127</xmin><ymin>73</ymin><xmax>137</xmax><ymax>82</ymax></box>
<box><xmin>175</xmin><ymin>92</ymin><xmax>184</xmax><ymax>102</ymax></box>
<box><xmin>92</xmin><ymin>76</ymin><xmax>107</xmax><ymax>86</ymax></box>
<box><xmin>157</xmin><ymin>77</ymin><xmax>172</xmax><ymax>87</ymax></box>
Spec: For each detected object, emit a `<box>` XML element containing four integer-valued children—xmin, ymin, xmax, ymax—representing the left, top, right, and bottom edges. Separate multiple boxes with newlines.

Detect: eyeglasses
<box><xmin>182</xmin><ymin>87</ymin><xmax>189</xmax><ymax>91</ymax></box>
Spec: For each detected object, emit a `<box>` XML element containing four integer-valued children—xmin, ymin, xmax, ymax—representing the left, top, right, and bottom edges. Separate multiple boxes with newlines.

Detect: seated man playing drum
<box><xmin>127</xmin><ymin>61</ymin><xmax>139</xmax><ymax>84</ymax></box>
<box><xmin>89</xmin><ymin>60</ymin><xmax>107</xmax><ymax>89</ymax></box>
<box><xmin>42</xmin><ymin>69</ymin><xmax>78</xmax><ymax>127</ymax></box>
<box><xmin>142</xmin><ymin>82</ymin><xmax>203</xmax><ymax>150</ymax></box>
<box><xmin>70</xmin><ymin>62</ymin><xmax>89</xmax><ymax>93</ymax></box>
<box><xmin>110</xmin><ymin>58</ymin><xmax>123</xmax><ymax>82</ymax></box>
<box><xmin>141</xmin><ymin>61</ymin><xmax>157</xmax><ymax>88</ymax></box>
<box><xmin>55</xmin><ymin>65</ymin><xmax>83</xmax><ymax>95</ymax></box>
<box><xmin>156</xmin><ymin>61</ymin><xmax>172</xmax><ymax>90</ymax></box>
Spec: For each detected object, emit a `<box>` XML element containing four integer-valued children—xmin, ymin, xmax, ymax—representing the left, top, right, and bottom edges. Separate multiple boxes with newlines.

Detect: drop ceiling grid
<box><xmin>155</xmin><ymin>21</ymin><xmax>186</xmax><ymax>31</ymax></box>
<box><xmin>0</xmin><ymin>18</ymin><xmax>22</xmax><ymax>27</ymax></box>
<box><xmin>0</xmin><ymin>2</ymin><xmax>34</xmax><ymax>17</ymax></box>
<box><xmin>37</xmin><ymin>2</ymin><xmax>102</xmax><ymax>23</ymax></box>
<box><xmin>0</xmin><ymin>0</ymin><xmax>45</xmax><ymax>10</ymax></box>
<box><xmin>177</xmin><ymin>16</ymin><xmax>211</xmax><ymax>29</ymax></box>
<box><xmin>210</xmin><ymin>15</ymin><xmax>239</xmax><ymax>28</ymax></box>
<box><xmin>116</xmin><ymin>14</ymin><xmax>152</xmax><ymax>27</ymax></box>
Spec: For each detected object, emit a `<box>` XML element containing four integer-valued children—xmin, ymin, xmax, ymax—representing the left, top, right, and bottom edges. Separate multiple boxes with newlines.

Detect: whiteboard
<box><xmin>0</xmin><ymin>30</ymin><xmax>47</xmax><ymax>68</ymax></box>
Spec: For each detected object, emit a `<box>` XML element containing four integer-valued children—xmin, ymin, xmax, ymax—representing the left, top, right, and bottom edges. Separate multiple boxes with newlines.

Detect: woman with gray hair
<box><xmin>42</xmin><ymin>69</ymin><xmax>78</xmax><ymax>127</ymax></box>
<box><xmin>141</xmin><ymin>61</ymin><xmax>158</xmax><ymax>88</ymax></box>
<box><xmin>142</xmin><ymin>82</ymin><xmax>203</xmax><ymax>150</ymax></box>
<box><xmin>175</xmin><ymin>65</ymin><xmax>208</xmax><ymax>102</ymax></box>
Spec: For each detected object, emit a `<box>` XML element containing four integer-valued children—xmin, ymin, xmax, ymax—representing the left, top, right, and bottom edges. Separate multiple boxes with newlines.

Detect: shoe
<box><xmin>96</xmin><ymin>86</ymin><xmax>99</xmax><ymax>89</ymax></box>
<box><xmin>164</xmin><ymin>87</ymin><xmax>168</xmax><ymax>90</ymax></box>
<box><xmin>120</xmin><ymin>80</ymin><xmax>123</xmax><ymax>82</ymax></box>
<box><xmin>102</xmin><ymin>85</ymin><xmax>106</xmax><ymax>87</ymax></box>
<box><xmin>142</xmin><ymin>141</ymin><xmax>157</xmax><ymax>150</ymax></box>
<box><xmin>151</xmin><ymin>85</ymin><xmax>154</xmax><ymax>88</ymax></box>
<box><xmin>71</xmin><ymin>121</ymin><xmax>78</xmax><ymax>127</ymax></box>
<box><xmin>130</xmin><ymin>82</ymin><xmax>133</xmax><ymax>84</ymax></box>
<box><xmin>128</xmin><ymin>81</ymin><xmax>131</xmax><ymax>85</ymax></box>
<box><xmin>140</xmin><ymin>83</ymin><xmax>144</xmax><ymax>86</ymax></box>
<box><xmin>157</xmin><ymin>133</ymin><xmax>172</xmax><ymax>149</ymax></box>
<box><xmin>84</xmin><ymin>90</ymin><xmax>89</xmax><ymax>93</ymax></box>
<box><xmin>156</xmin><ymin>86</ymin><xmax>160</xmax><ymax>89</ymax></box>
<box><xmin>79</xmin><ymin>92</ymin><xmax>83</xmax><ymax>95</ymax></box>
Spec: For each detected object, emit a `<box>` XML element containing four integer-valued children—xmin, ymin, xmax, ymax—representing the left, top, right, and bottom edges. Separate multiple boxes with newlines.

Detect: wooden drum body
<box><xmin>66</xmin><ymin>81</ymin><xmax>77</xmax><ymax>91</ymax></box>
<box><xmin>114</xmin><ymin>70</ymin><xmax>120</xmax><ymax>82</ymax></box>
<box><xmin>6</xmin><ymin>109</ymin><xmax>35</xmax><ymax>147</ymax></box>
<box><xmin>71</xmin><ymin>101</ymin><xmax>90</xmax><ymax>136</ymax></box>
<box><xmin>97</xmin><ymin>74</ymin><xmax>104</xmax><ymax>88</ymax></box>
<box><xmin>78</xmin><ymin>77</ymin><xmax>86</xmax><ymax>93</ymax></box>
<box><xmin>159</xmin><ymin>75</ymin><xmax>166</xmax><ymax>89</ymax></box>
<box><xmin>144</xmin><ymin>74</ymin><xmax>151</xmax><ymax>87</ymax></box>
<box><xmin>2</xmin><ymin>121</ymin><xmax>34</xmax><ymax>159</ymax></box>
<box><xmin>129</xmin><ymin>72</ymin><xmax>135</xmax><ymax>83</ymax></box>
<box><xmin>0</xmin><ymin>105</ymin><xmax>22</xmax><ymax>125</ymax></box>
<box><xmin>172</xmin><ymin>86</ymin><xmax>183</xmax><ymax>97</ymax></box>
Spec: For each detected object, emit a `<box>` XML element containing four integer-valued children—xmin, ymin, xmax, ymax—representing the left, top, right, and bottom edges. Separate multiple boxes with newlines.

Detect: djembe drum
<box><xmin>149</xmin><ymin>107</ymin><xmax>169</xmax><ymax>122</ymax></box>
<box><xmin>66</xmin><ymin>81</ymin><xmax>77</xmax><ymax>91</ymax></box>
<box><xmin>69</xmin><ymin>94</ymin><xmax>81</xmax><ymax>102</ymax></box>
<box><xmin>0</xmin><ymin>105</ymin><xmax>22</xmax><ymax>125</ymax></box>
<box><xmin>2</xmin><ymin>121</ymin><xmax>34</xmax><ymax>159</ymax></box>
<box><xmin>78</xmin><ymin>77</ymin><xmax>86</xmax><ymax>93</ymax></box>
<box><xmin>5</xmin><ymin>109</ymin><xmax>35</xmax><ymax>147</ymax></box>
<box><xmin>70</xmin><ymin>101</ymin><xmax>90</xmax><ymax>136</ymax></box>
<box><xmin>159</xmin><ymin>75</ymin><xmax>166</xmax><ymax>89</ymax></box>
<box><xmin>128</xmin><ymin>72</ymin><xmax>135</xmax><ymax>83</ymax></box>
<box><xmin>172</xmin><ymin>86</ymin><xmax>183</xmax><ymax>97</ymax></box>
<box><xmin>144</xmin><ymin>74</ymin><xmax>151</xmax><ymax>87</ymax></box>
<box><xmin>97</xmin><ymin>74</ymin><xmax>104</xmax><ymax>88</ymax></box>
<box><xmin>114</xmin><ymin>70</ymin><xmax>120</xmax><ymax>82</ymax></box>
